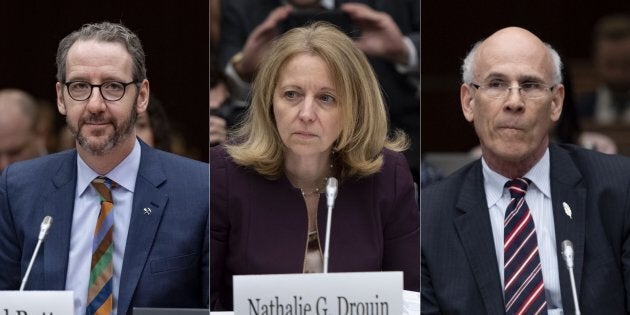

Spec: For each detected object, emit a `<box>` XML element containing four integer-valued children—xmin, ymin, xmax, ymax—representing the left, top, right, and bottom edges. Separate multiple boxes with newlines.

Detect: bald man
<box><xmin>421</xmin><ymin>27</ymin><xmax>630</xmax><ymax>314</ymax></box>
<box><xmin>0</xmin><ymin>89</ymin><xmax>45</xmax><ymax>172</ymax></box>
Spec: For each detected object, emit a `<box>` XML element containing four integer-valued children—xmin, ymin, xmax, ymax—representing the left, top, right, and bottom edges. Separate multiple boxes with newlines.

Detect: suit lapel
<box><xmin>118</xmin><ymin>144</ymin><xmax>168</xmax><ymax>314</ymax></box>
<box><xmin>453</xmin><ymin>161</ymin><xmax>506</xmax><ymax>314</ymax></box>
<box><xmin>548</xmin><ymin>145</ymin><xmax>586</xmax><ymax>314</ymax></box>
<box><xmin>41</xmin><ymin>151</ymin><xmax>78</xmax><ymax>289</ymax></box>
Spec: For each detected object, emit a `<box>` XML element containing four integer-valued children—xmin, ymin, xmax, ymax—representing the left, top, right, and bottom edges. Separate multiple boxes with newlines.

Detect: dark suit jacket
<box><xmin>0</xmin><ymin>140</ymin><xmax>209</xmax><ymax>314</ymax></box>
<box><xmin>421</xmin><ymin>143</ymin><xmax>630</xmax><ymax>314</ymax></box>
<box><xmin>218</xmin><ymin>0</ymin><xmax>420</xmax><ymax>175</ymax></box>
<box><xmin>211</xmin><ymin>145</ymin><xmax>419</xmax><ymax>311</ymax></box>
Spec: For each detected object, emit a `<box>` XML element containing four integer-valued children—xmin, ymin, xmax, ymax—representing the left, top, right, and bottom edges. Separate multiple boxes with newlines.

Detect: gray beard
<box><xmin>69</xmin><ymin>106</ymin><xmax>138</xmax><ymax>156</ymax></box>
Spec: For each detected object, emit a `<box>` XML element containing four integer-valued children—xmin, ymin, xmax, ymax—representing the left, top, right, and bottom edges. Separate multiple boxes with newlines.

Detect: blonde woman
<box><xmin>210</xmin><ymin>22</ymin><xmax>418</xmax><ymax>311</ymax></box>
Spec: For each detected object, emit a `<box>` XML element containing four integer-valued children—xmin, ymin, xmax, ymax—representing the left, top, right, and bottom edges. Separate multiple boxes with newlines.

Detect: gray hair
<box><xmin>56</xmin><ymin>22</ymin><xmax>147</xmax><ymax>83</ymax></box>
<box><xmin>461</xmin><ymin>40</ymin><xmax>563</xmax><ymax>85</ymax></box>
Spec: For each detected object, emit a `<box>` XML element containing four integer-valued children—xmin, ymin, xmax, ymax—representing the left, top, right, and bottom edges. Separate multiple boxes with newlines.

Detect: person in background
<box><xmin>555</xmin><ymin>65</ymin><xmax>617</xmax><ymax>153</ymax></box>
<box><xmin>135</xmin><ymin>94</ymin><xmax>172</xmax><ymax>152</ymax></box>
<box><xmin>577</xmin><ymin>14</ymin><xmax>630</xmax><ymax>124</ymax></box>
<box><xmin>422</xmin><ymin>27</ymin><xmax>630</xmax><ymax>314</ymax></box>
<box><xmin>0</xmin><ymin>88</ymin><xmax>47</xmax><ymax>172</ymax></box>
<box><xmin>211</xmin><ymin>22</ymin><xmax>419</xmax><ymax>311</ymax></box>
<box><xmin>0</xmin><ymin>22</ymin><xmax>208</xmax><ymax>314</ymax></box>
<box><xmin>210</xmin><ymin>51</ymin><xmax>248</xmax><ymax>147</ymax></box>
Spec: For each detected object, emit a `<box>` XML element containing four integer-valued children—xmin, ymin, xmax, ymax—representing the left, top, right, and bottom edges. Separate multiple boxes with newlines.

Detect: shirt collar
<box><xmin>482</xmin><ymin>148</ymin><xmax>551</xmax><ymax>207</ymax></box>
<box><xmin>76</xmin><ymin>139</ymin><xmax>142</xmax><ymax>196</ymax></box>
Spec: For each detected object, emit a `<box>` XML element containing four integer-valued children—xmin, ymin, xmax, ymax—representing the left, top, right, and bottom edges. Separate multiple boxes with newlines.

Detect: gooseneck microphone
<box><xmin>323</xmin><ymin>177</ymin><xmax>338</xmax><ymax>273</ymax></box>
<box><xmin>20</xmin><ymin>216</ymin><xmax>53</xmax><ymax>291</ymax></box>
<box><xmin>561</xmin><ymin>240</ymin><xmax>581</xmax><ymax>315</ymax></box>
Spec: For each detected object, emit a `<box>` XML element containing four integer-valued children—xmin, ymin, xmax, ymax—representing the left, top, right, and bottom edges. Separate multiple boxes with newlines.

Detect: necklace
<box><xmin>300</xmin><ymin>177</ymin><xmax>329</xmax><ymax>197</ymax></box>
<box><xmin>296</xmin><ymin>152</ymin><xmax>336</xmax><ymax>197</ymax></box>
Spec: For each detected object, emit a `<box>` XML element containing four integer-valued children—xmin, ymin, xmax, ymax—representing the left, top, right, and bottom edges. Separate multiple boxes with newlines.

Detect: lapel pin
<box><xmin>562</xmin><ymin>202</ymin><xmax>572</xmax><ymax>219</ymax></box>
<box><xmin>143</xmin><ymin>207</ymin><xmax>152</xmax><ymax>215</ymax></box>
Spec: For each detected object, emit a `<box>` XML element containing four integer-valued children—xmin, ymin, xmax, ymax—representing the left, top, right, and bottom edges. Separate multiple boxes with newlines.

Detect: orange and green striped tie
<box><xmin>87</xmin><ymin>176</ymin><xmax>115</xmax><ymax>315</ymax></box>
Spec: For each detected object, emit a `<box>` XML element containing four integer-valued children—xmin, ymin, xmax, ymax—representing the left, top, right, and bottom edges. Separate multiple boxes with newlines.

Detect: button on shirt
<box><xmin>482</xmin><ymin>148</ymin><xmax>563</xmax><ymax>313</ymax></box>
<box><xmin>65</xmin><ymin>139</ymin><xmax>141</xmax><ymax>315</ymax></box>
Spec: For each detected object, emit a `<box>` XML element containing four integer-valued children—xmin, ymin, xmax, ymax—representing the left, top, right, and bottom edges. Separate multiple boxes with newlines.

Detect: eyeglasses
<box><xmin>64</xmin><ymin>81</ymin><xmax>138</xmax><ymax>101</ymax></box>
<box><xmin>470</xmin><ymin>81</ymin><xmax>555</xmax><ymax>100</ymax></box>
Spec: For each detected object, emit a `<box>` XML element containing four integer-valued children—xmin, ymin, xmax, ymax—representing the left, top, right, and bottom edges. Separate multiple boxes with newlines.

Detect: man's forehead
<box><xmin>473</xmin><ymin>34</ymin><xmax>553</xmax><ymax>81</ymax></box>
<box><xmin>66</xmin><ymin>39</ymin><xmax>132</xmax><ymax>66</ymax></box>
<box><xmin>65</xmin><ymin>39</ymin><xmax>134</xmax><ymax>79</ymax></box>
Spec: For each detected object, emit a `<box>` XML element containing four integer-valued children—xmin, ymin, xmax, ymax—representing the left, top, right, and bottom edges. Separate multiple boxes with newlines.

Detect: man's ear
<box><xmin>56</xmin><ymin>82</ymin><xmax>67</xmax><ymax>115</ymax></box>
<box><xmin>550</xmin><ymin>84</ymin><xmax>564</xmax><ymax>122</ymax></box>
<box><xmin>136</xmin><ymin>79</ymin><xmax>150</xmax><ymax>115</ymax></box>
<box><xmin>461</xmin><ymin>83</ymin><xmax>475</xmax><ymax>122</ymax></box>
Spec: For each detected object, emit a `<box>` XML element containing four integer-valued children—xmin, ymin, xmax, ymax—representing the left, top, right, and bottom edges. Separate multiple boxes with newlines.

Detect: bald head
<box><xmin>0</xmin><ymin>89</ymin><xmax>42</xmax><ymax>171</ymax></box>
<box><xmin>0</xmin><ymin>89</ymin><xmax>38</xmax><ymax>127</ymax></box>
<box><xmin>462</xmin><ymin>27</ymin><xmax>562</xmax><ymax>85</ymax></box>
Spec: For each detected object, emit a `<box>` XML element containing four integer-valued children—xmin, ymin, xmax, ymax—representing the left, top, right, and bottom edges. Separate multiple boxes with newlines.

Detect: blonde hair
<box><xmin>226</xmin><ymin>22</ymin><xmax>408</xmax><ymax>179</ymax></box>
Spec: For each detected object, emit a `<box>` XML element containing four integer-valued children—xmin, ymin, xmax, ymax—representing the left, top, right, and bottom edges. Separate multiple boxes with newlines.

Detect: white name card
<box><xmin>234</xmin><ymin>272</ymin><xmax>402</xmax><ymax>315</ymax></box>
<box><xmin>0</xmin><ymin>291</ymin><xmax>73</xmax><ymax>315</ymax></box>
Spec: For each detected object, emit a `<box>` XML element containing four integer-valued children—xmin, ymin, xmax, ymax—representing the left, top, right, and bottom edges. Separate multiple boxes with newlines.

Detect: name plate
<box><xmin>0</xmin><ymin>291</ymin><xmax>73</xmax><ymax>314</ymax></box>
<box><xmin>234</xmin><ymin>272</ymin><xmax>402</xmax><ymax>315</ymax></box>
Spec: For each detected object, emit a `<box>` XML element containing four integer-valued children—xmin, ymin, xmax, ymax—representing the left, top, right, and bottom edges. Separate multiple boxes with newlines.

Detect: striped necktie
<box><xmin>504</xmin><ymin>178</ymin><xmax>547</xmax><ymax>314</ymax></box>
<box><xmin>87</xmin><ymin>176</ymin><xmax>115</xmax><ymax>315</ymax></box>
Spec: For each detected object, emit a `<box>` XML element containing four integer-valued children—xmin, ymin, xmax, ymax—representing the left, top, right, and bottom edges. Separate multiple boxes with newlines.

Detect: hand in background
<box><xmin>234</xmin><ymin>5</ymin><xmax>293</xmax><ymax>81</ymax></box>
<box><xmin>210</xmin><ymin>81</ymin><xmax>230</xmax><ymax>146</ymax></box>
<box><xmin>210</xmin><ymin>115</ymin><xmax>227</xmax><ymax>146</ymax></box>
<box><xmin>341</xmin><ymin>3</ymin><xmax>409</xmax><ymax>65</ymax></box>
<box><xmin>210</xmin><ymin>82</ymin><xmax>230</xmax><ymax>110</ymax></box>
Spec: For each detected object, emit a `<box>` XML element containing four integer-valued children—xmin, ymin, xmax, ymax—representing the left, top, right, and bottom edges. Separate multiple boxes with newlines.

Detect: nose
<box><xmin>504</xmin><ymin>86</ymin><xmax>525</xmax><ymax>113</ymax></box>
<box><xmin>298</xmin><ymin>96</ymin><xmax>316</xmax><ymax>122</ymax></box>
<box><xmin>85</xmin><ymin>86</ymin><xmax>107</xmax><ymax>112</ymax></box>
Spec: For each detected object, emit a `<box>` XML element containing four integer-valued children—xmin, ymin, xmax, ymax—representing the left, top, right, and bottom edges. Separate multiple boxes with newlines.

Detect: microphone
<box><xmin>20</xmin><ymin>216</ymin><xmax>53</xmax><ymax>291</ymax></box>
<box><xmin>323</xmin><ymin>177</ymin><xmax>338</xmax><ymax>273</ymax></box>
<box><xmin>326</xmin><ymin>177</ymin><xmax>338</xmax><ymax>208</ymax></box>
<box><xmin>561</xmin><ymin>240</ymin><xmax>581</xmax><ymax>315</ymax></box>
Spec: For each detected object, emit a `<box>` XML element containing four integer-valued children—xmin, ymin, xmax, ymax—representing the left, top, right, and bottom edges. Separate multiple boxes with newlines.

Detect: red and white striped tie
<box><xmin>504</xmin><ymin>178</ymin><xmax>547</xmax><ymax>315</ymax></box>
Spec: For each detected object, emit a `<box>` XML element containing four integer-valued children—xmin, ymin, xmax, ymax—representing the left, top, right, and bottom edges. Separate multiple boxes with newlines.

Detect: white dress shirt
<box><xmin>65</xmin><ymin>139</ymin><xmax>141</xmax><ymax>315</ymax></box>
<box><xmin>482</xmin><ymin>148</ymin><xmax>563</xmax><ymax>314</ymax></box>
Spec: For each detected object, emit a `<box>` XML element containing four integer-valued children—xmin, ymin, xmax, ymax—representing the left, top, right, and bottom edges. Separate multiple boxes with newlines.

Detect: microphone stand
<box><xmin>562</xmin><ymin>240</ymin><xmax>581</xmax><ymax>315</ymax></box>
<box><xmin>20</xmin><ymin>216</ymin><xmax>53</xmax><ymax>291</ymax></box>
<box><xmin>323</xmin><ymin>177</ymin><xmax>338</xmax><ymax>274</ymax></box>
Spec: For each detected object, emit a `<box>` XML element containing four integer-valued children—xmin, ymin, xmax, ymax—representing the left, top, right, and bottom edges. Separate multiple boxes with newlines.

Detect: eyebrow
<box><xmin>483</xmin><ymin>72</ymin><xmax>545</xmax><ymax>83</ymax></box>
<box><xmin>319</xmin><ymin>87</ymin><xmax>337</xmax><ymax>94</ymax></box>
<box><xmin>276</xmin><ymin>85</ymin><xmax>337</xmax><ymax>93</ymax></box>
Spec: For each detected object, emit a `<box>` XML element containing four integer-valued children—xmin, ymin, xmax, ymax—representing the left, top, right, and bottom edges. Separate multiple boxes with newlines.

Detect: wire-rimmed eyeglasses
<box><xmin>470</xmin><ymin>82</ymin><xmax>555</xmax><ymax>100</ymax></box>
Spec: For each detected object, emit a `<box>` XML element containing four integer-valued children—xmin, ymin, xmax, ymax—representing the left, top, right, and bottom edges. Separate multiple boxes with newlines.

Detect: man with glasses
<box><xmin>422</xmin><ymin>27</ymin><xmax>630</xmax><ymax>314</ymax></box>
<box><xmin>0</xmin><ymin>22</ymin><xmax>208</xmax><ymax>314</ymax></box>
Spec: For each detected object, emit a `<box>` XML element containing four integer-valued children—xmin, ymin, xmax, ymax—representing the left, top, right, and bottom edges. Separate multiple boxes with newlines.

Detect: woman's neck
<box><xmin>284</xmin><ymin>151</ymin><xmax>332</xmax><ymax>190</ymax></box>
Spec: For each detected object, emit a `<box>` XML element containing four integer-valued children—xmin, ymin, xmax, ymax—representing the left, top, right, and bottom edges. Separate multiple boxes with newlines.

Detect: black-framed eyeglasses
<box><xmin>64</xmin><ymin>81</ymin><xmax>138</xmax><ymax>101</ymax></box>
<box><xmin>470</xmin><ymin>82</ymin><xmax>555</xmax><ymax>100</ymax></box>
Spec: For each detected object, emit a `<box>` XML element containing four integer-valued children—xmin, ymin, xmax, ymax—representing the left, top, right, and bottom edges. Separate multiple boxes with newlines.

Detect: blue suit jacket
<box><xmin>421</xmin><ymin>144</ymin><xmax>630</xmax><ymax>314</ymax></box>
<box><xmin>0</xmin><ymin>141</ymin><xmax>209</xmax><ymax>314</ymax></box>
